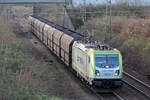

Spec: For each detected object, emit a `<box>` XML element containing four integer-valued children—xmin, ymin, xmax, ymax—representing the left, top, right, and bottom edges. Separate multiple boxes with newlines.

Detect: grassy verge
<box><xmin>0</xmin><ymin>16</ymin><xmax>65</xmax><ymax>100</ymax></box>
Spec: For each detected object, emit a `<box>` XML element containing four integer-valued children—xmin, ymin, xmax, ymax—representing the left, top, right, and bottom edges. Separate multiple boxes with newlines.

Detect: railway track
<box><xmin>77</xmin><ymin>78</ymin><xmax>124</xmax><ymax>100</ymax></box>
<box><xmin>96</xmin><ymin>91</ymin><xmax>124</xmax><ymax>100</ymax></box>
<box><xmin>69</xmin><ymin>68</ymin><xmax>124</xmax><ymax>100</ymax></box>
<box><xmin>86</xmin><ymin>71</ymin><xmax>150</xmax><ymax>100</ymax></box>
<box><xmin>123</xmin><ymin>72</ymin><xmax>150</xmax><ymax>99</ymax></box>
<box><xmin>90</xmin><ymin>86</ymin><xmax>124</xmax><ymax>100</ymax></box>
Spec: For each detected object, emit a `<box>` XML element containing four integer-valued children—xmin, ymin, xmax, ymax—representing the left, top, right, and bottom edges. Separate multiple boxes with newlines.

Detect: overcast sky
<box><xmin>0</xmin><ymin>0</ymin><xmax>150</xmax><ymax>6</ymax></box>
<box><xmin>73</xmin><ymin>0</ymin><xmax>107</xmax><ymax>6</ymax></box>
<box><xmin>72</xmin><ymin>0</ymin><xmax>150</xmax><ymax>6</ymax></box>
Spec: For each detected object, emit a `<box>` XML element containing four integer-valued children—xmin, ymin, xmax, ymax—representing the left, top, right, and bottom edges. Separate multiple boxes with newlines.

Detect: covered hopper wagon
<box><xmin>28</xmin><ymin>16</ymin><xmax>83</xmax><ymax>66</ymax></box>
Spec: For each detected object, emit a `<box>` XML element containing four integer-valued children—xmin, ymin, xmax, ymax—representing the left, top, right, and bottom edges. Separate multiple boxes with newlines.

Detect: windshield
<box><xmin>95</xmin><ymin>54</ymin><xmax>119</xmax><ymax>68</ymax></box>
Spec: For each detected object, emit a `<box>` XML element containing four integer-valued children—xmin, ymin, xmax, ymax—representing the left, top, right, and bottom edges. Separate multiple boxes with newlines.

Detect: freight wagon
<box><xmin>28</xmin><ymin>16</ymin><xmax>123</xmax><ymax>87</ymax></box>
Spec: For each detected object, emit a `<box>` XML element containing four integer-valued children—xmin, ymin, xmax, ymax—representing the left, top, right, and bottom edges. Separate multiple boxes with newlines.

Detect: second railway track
<box><xmin>123</xmin><ymin>72</ymin><xmax>150</xmax><ymax>99</ymax></box>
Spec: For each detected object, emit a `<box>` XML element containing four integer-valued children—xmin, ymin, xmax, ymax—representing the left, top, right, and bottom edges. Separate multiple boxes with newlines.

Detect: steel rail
<box><xmin>88</xmin><ymin>85</ymin><xmax>124</xmax><ymax>100</ymax></box>
<box><xmin>89</xmin><ymin>87</ymin><xmax>105</xmax><ymax>100</ymax></box>
<box><xmin>123</xmin><ymin>79</ymin><xmax>150</xmax><ymax>99</ymax></box>
<box><xmin>74</xmin><ymin>75</ymin><xmax>124</xmax><ymax>100</ymax></box>
<box><xmin>123</xmin><ymin>72</ymin><xmax>150</xmax><ymax>88</ymax></box>
<box><xmin>113</xmin><ymin>92</ymin><xmax>124</xmax><ymax>100</ymax></box>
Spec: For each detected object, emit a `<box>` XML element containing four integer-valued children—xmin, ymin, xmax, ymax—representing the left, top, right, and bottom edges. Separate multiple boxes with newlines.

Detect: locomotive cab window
<box><xmin>95</xmin><ymin>54</ymin><xmax>119</xmax><ymax>68</ymax></box>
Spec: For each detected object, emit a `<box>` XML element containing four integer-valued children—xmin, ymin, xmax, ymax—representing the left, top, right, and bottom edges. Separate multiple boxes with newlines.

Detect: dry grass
<box><xmin>0</xmin><ymin>14</ymin><xmax>57</xmax><ymax>99</ymax></box>
<box><xmin>0</xmin><ymin>17</ymin><xmax>18</xmax><ymax>44</ymax></box>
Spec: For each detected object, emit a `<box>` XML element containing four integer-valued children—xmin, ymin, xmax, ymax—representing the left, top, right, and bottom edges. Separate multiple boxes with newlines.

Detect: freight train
<box><xmin>28</xmin><ymin>16</ymin><xmax>123</xmax><ymax>87</ymax></box>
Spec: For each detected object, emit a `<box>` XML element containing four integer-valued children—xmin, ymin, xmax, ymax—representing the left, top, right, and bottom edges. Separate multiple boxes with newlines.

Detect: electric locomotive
<box><xmin>72</xmin><ymin>41</ymin><xmax>123</xmax><ymax>87</ymax></box>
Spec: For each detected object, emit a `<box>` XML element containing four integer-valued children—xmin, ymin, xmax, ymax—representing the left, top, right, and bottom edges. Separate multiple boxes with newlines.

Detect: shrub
<box><xmin>0</xmin><ymin>42</ymin><xmax>65</xmax><ymax>100</ymax></box>
<box><xmin>121</xmin><ymin>18</ymin><xmax>150</xmax><ymax>38</ymax></box>
<box><xmin>141</xmin><ymin>41</ymin><xmax>150</xmax><ymax>74</ymax></box>
<box><xmin>119</xmin><ymin>37</ymin><xmax>146</xmax><ymax>72</ymax></box>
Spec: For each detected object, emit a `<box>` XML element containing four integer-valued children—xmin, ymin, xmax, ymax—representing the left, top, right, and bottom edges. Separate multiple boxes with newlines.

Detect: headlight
<box><xmin>115</xmin><ymin>70</ymin><xmax>120</xmax><ymax>76</ymax></box>
<box><xmin>95</xmin><ymin>70</ymin><xmax>100</xmax><ymax>76</ymax></box>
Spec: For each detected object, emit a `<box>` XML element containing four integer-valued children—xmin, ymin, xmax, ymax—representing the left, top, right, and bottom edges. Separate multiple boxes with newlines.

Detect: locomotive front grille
<box><xmin>103</xmin><ymin>73</ymin><xmax>113</xmax><ymax>76</ymax></box>
<box><xmin>101</xmin><ymin>70</ymin><xmax>114</xmax><ymax>77</ymax></box>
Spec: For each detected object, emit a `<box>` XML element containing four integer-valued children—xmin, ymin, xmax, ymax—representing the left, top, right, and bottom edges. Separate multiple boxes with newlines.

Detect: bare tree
<box><xmin>116</xmin><ymin>0</ymin><xmax>129</xmax><ymax>7</ymax></box>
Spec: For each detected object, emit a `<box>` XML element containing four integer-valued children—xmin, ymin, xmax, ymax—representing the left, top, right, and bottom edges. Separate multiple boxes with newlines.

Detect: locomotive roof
<box><xmin>31</xmin><ymin>16</ymin><xmax>84</xmax><ymax>40</ymax></box>
<box><xmin>74</xmin><ymin>41</ymin><xmax>119</xmax><ymax>52</ymax></box>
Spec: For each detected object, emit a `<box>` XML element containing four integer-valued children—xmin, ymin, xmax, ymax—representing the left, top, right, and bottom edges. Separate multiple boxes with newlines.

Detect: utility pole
<box><xmin>83</xmin><ymin>0</ymin><xmax>87</xmax><ymax>37</ymax></box>
<box><xmin>109</xmin><ymin>0</ymin><xmax>112</xmax><ymax>40</ymax></box>
<box><xmin>83</xmin><ymin>0</ymin><xmax>86</xmax><ymax>25</ymax></box>
<box><xmin>62</xmin><ymin>0</ymin><xmax>67</xmax><ymax>27</ymax></box>
<box><xmin>33</xmin><ymin>3</ymin><xmax>37</xmax><ymax>16</ymax></box>
<box><xmin>105</xmin><ymin>0</ymin><xmax>109</xmax><ymax>42</ymax></box>
<box><xmin>105</xmin><ymin>0</ymin><xmax>112</xmax><ymax>42</ymax></box>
